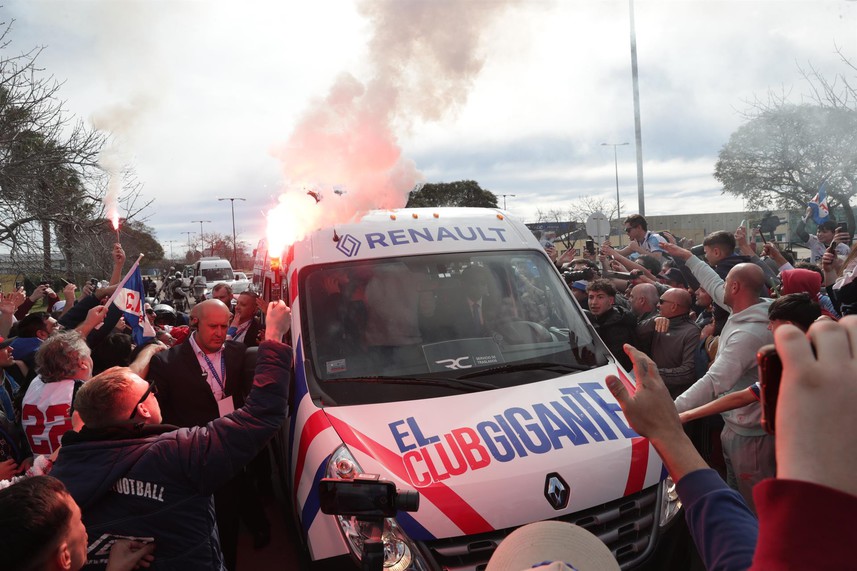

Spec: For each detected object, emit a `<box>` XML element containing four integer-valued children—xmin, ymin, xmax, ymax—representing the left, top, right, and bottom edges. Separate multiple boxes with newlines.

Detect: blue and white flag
<box><xmin>807</xmin><ymin>181</ymin><xmax>831</xmax><ymax>225</ymax></box>
<box><xmin>111</xmin><ymin>255</ymin><xmax>156</xmax><ymax>345</ymax></box>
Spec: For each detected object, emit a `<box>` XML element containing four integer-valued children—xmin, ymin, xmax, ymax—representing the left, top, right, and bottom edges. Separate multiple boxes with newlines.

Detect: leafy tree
<box><xmin>0</xmin><ymin>17</ymin><xmax>153</xmax><ymax>279</ymax></box>
<box><xmin>405</xmin><ymin>180</ymin><xmax>498</xmax><ymax>208</ymax></box>
<box><xmin>715</xmin><ymin>104</ymin><xmax>857</xmax><ymax>231</ymax></box>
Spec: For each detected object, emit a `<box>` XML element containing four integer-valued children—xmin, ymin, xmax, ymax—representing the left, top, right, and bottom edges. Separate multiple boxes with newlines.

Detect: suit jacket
<box><xmin>235</xmin><ymin>317</ymin><xmax>262</xmax><ymax>348</ymax></box>
<box><xmin>148</xmin><ymin>339</ymin><xmax>251</xmax><ymax>428</ymax></box>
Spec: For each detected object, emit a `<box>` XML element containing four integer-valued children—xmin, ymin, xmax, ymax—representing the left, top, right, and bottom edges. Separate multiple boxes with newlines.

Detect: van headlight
<box><xmin>658</xmin><ymin>476</ymin><xmax>682</xmax><ymax>526</ymax></box>
<box><xmin>326</xmin><ymin>446</ymin><xmax>429</xmax><ymax>571</ymax></box>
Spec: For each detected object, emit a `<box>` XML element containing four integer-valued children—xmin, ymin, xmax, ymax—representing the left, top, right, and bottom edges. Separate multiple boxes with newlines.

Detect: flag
<box><xmin>110</xmin><ymin>256</ymin><xmax>156</xmax><ymax>345</ymax></box>
<box><xmin>807</xmin><ymin>181</ymin><xmax>830</xmax><ymax>225</ymax></box>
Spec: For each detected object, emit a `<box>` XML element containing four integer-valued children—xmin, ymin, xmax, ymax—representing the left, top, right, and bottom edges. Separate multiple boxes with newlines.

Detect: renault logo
<box><xmin>544</xmin><ymin>472</ymin><xmax>569</xmax><ymax>510</ymax></box>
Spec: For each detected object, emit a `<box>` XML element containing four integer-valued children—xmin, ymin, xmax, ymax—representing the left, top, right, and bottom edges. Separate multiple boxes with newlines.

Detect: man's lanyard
<box><xmin>201</xmin><ymin>350</ymin><xmax>226</xmax><ymax>392</ymax></box>
<box><xmin>232</xmin><ymin>320</ymin><xmax>252</xmax><ymax>342</ymax></box>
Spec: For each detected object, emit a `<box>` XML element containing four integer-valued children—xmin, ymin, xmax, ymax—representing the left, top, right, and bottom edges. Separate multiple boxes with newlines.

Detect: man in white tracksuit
<box><xmin>663</xmin><ymin>243</ymin><xmax>775</xmax><ymax>511</ymax></box>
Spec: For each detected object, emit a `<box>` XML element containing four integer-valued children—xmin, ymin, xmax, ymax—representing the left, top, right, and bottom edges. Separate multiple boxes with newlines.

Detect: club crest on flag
<box><xmin>807</xmin><ymin>181</ymin><xmax>831</xmax><ymax>225</ymax></box>
<box><xmin>109</xmin><ymin>255</ymin><xmax>156</xmax><ymax>345</ymax></box>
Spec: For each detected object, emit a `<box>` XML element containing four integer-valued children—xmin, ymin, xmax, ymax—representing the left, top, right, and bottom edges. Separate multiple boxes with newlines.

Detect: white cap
<box><xmin>52</xmin><ymin>300</ymin><xmax>66</xmax><ymax>312</ymax></box>
<box><xmin>485</xmin><ymin>521</ymin><xmax>620</xmax><ymax>571</ymax></box>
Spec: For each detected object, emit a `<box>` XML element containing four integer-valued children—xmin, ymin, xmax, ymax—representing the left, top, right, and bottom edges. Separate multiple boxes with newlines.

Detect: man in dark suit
<box><xmin>147</xmin><ymin>299</ymin><xmax>268</xmax><ymax>569</ymax></box>
<box><xmin>228</xmin><ymin>291</ymin><xmax>263</xmax><ymax>347</ymax></box>
<box><xmin>432</xmin><ymin>264</ymin><xmax>502</xmax><ymax>340</ymax></box>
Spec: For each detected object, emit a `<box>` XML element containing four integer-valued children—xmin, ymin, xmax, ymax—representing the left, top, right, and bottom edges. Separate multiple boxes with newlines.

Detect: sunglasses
<box><xmin>659</xmin><ymin>298</ymin><xmax>677</xmax><ymax>305</ymax></box>
<box><xmin>145</xmin><ymin>309</ymin><xmax>156</xmax><ymax>315</ymax></box>
<box><xmin>128</xmin><ymin>380</ymin><xmax>158</xmax><ymax>420</ymax></box>
<box><xmin>624</xmin><ymin>227</ymin><xmax>634</xmax><ymax>234</ymax></box>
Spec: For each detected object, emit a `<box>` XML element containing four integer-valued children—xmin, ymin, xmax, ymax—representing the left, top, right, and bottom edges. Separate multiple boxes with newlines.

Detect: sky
<box><xmin>3</xmin><ymin>0</ymin><xmax>857</xmax><ymax>257</ymax></box>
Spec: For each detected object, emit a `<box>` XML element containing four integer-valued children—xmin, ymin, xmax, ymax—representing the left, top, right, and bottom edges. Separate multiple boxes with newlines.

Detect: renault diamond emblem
<box><xmin>544</xmin><ymin>472</ymin><xmax>569</xmax><ymax>510</ymax></box>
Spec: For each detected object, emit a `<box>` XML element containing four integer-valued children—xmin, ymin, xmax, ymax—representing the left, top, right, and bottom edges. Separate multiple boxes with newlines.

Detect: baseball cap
<box><xmin>486</xmin><ymin>521</ymin><xmax>620</xmax><ymax>571</ymax></box>
<box><xmin>0</xmin><ymin>336</ymin><xmax>16</xmax><ymax>349</ymax></box>
<box><xmin>571</xmin><ymin>280</ymin><xmax>588</xmax><ymax>292</ymax></box>
<box><xmin>658</xmin><ymin>268</ymin><xmax>687</xmax><ymax>287</ymax></box>
<box><xmin>52</xmin><ymin>300</ymin><xmax>66</xmax><ymax>312</ymax></box>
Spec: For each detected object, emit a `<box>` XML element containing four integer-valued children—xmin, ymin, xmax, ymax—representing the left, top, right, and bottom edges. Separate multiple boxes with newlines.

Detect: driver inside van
<box><xmin>433</xmin><ymin>264</ymin><xmax>501</xmax><ymax>340</ymax></box>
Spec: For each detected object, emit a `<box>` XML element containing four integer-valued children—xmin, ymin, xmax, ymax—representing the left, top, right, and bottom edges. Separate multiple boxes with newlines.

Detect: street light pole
<box><xmin>165</xmin><ymin>240</ymin><xmax>176</xmax><ymax>260</ymax></box>
<box><xmin>500</xmin><ymin>194</ymin><xmax>516</xmax><ymax>210</ymax></box>
<box><xmin>602</xmin><ymin>142</ymin><xmax>629</xmax><ymax>246</ymax></box>
<box><xmin>218</xmin><ymin>197</ymin><xmax>246</xmax><ymax>268</ymax></box>
<box><xmin>181</xmin><ymin>232</ymin><xmax>195</xmax><ymax>258</ymax></box>
<box><xmin>191</xmin><ymin>220</ymin><xmax>211</xmax><ymax>256</ymax></box>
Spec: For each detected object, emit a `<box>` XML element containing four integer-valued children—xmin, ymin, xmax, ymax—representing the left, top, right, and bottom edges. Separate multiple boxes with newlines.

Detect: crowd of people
<box><xmin>1</xmin><ymin>207</ymin><xmax>856</xmax><ymax>570</ymax></box>
<box><xmin>0</xmin><ymin>241</ymin><xmax>291</xmax><ymax>570</ymax></box>
<box><xmin>531</xmin><ymin>210</ymin><xmax>855</xmax><ymax>568</ymax></box>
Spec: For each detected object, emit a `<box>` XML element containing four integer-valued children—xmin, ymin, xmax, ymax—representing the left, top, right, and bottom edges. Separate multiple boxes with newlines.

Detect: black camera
<box><xmin>319</xmin><ymin>475</ymin><xmax>419</xmax><ymax>518</ymax></box>
<box><xmin>562</xmin><ymin>268</ymin><xmax>594</xmax><ymax>284</ymax></box>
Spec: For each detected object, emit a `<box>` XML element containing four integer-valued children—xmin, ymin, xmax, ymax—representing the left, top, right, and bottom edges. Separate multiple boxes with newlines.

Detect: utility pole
<box><xmin>218</xmin><ymin>197</ymin><xmax>246</xmax><ymax>268</ymax></box>
<box><xmin>629</xmin><ymin>0</ymin><xmax>646</xmax><ymax>215</ymax></box>
<box><xmin>191</xmin><ymin>220</ymin><xmax>211</xmax><ymax>256</ymax></box>
<box><xmin>601</xmin><ymin>142</ymin><xmax>629</xmax><ymax>246</ymax></box>
<box><xmin>500</xmin><ymin>194</ymin><xmax>516</xmax><ymax>210</ymax></box>
<box><xmin>165</xmin><ymin>240</ymin><xmax>176</xmax><ymax>260</ymax></box>
<box><xmin>182</xmin><ymin>232</ymin><xmax>195</xmax><ymax>258</ymax></box>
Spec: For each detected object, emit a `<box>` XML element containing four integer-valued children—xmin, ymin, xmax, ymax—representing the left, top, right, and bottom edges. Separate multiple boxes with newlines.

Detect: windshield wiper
<box><xmin>324</xmin><ymin>375</ymin><xmax>496</xmax><ymax>392</ymax></box>
<box><xmin>458</xmin><ymin>361</ymin><xmax>595</xmax><ymax>380</ymax></box>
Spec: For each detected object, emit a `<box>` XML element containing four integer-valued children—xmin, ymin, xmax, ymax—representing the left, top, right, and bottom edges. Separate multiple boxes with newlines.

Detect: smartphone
<box><xmin>756</xmin><ymin>344</ymin><xmax>781</xmax><ymax>435</ymax></box>
<box><xmin>756</xmin><ymin>226</ymin><xmax>768</xmax><ymax>244</ymax></box>
<box><xmin>585</xmin><ymin>239</ymin><xmax>596</xmax><ymax>255</ymax></box>
<box><xmin>318</xmin><ymin>478</ymin><xmax>398</xmax><ymax>517</ymax></box>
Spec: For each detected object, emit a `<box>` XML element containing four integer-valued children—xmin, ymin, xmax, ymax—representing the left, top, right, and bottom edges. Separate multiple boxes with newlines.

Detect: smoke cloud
<box><xmin>268</xmin><ymin>0</ymin><xmax>520</xmax><ymax>245</ymax></box>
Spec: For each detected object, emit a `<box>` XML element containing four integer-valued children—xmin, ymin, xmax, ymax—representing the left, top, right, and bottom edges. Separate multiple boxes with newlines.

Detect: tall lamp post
<box><xmin>218</xmin><ymin>197</ymin><xmax>246</xmax><ymax>268</ymax></box>
<box><xmin>191</xmin><ymin>220</ymin><xmax>211</xmax><ymax>256</ymax></box>
<box><xmin>182</xmin><ymin>232</ymin><xmax>195</xmax><ymax>259</ymax></box>
<box><xmin>500</xmin><ymin>194</ymin><xmax>516</xmax><ymax>210</ymax></box>
<box><xmin>165</xmin><ymin>240</ymin><xmax>176</xmax><ymax>260</ymax></box>
<box><xmin>602</xmin><ymin>142</ymin><xmax>629</xmax><ymax>246</ymax></box>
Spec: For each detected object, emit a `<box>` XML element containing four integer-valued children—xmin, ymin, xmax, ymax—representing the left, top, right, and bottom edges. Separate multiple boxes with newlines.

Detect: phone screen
<box><xmin>756</xmin><ymin>345</ymin><xmax>781</xmax><ymax>434</ymax></box>
<box><xmin>585</xmin><ymin>240</ymin><xmax>595</xmax><ymax>255</ymax></box>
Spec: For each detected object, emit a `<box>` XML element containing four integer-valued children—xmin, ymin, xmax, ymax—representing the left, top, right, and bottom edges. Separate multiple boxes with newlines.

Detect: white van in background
<box><xmin>190</xmin><ymin>257</ymin><xmax>235</xmax><ymax>300</ymax></box>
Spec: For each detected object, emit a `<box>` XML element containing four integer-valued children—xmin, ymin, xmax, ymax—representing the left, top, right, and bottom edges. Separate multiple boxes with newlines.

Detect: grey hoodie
<box><xmin>675</xmin><ymin>256</ymin><xmax>773</xmax><ymax>435</ymax></box>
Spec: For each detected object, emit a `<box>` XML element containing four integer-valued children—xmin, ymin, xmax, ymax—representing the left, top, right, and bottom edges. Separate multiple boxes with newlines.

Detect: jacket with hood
<box><xmin>51</xmin><ymin>339</ymin><xmax>291</xmax><ymax>571</ymax></box>
<box><xmin>674</xmin><ymin>256</ymin><xmax>773</xmax><ymax>436</ymax></box>
<box><xmin>780</xmin><ymin>268</ymin><xmax>838</xmax><ymax>319</ymax></box>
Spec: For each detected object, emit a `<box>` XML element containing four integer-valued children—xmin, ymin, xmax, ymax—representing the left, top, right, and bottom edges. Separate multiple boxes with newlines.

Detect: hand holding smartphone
<box><xmin>757</xmin><ymin>344</ymin><xmax>782</xmax><ymax>434</ymax></box>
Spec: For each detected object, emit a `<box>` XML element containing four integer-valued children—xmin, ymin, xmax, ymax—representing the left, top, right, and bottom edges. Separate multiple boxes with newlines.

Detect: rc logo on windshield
<box><xmin>435</xmin><ymin>356</ymin><xmax>473</xmax><ymax>370</ymax></box>
<box><xmin>336</xmin><ymin>234</ymin><xmax>361</xmax><ymax>258</ymax></box>
<box><xmin>544</xmin><ymin>472</ymin><xmax>569</xmax><ymax>510</ymax></box>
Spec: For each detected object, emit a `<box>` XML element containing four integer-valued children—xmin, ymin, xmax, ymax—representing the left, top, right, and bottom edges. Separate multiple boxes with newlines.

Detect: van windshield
<box><xmin>200</xmin><ymin>267</ymin><xmax>234</xmax><ymax>282</ymax></box>
<box><xmin>301</xmin><ymin>251</ymin><xmax>611</xmax><ymax>405</ymax></box>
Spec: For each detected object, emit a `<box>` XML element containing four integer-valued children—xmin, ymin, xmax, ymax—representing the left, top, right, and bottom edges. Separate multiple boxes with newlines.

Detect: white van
<box><xmin>260</xmin><ymin>208</ymin><xmax>684</xmax><ymax>570</ymax></box>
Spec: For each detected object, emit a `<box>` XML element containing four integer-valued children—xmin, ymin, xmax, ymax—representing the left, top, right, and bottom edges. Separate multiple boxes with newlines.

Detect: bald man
<box><xmin>663</xmin><ymin>243</ymin><xmax>774</xmax><ymax>511</ymax></box>
<box><xmin>147</xmin><ymin>299</ymin><xmax>263</xmax><ymax>569</ymax></box>
<box><xmin>644</xmin><ymin>288</ymin><xmax>700</xmax><ymax>398</ymax></box>
<box><xmin>628</xmin><ymin>283</ymin><xmax>660</xmax><ymax>323</ymax></box>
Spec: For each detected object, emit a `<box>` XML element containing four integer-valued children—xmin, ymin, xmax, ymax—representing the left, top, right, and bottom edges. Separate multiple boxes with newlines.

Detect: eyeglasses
<box><xmin>659</xmin><ymin>298</ymin><xmax>676</xmax><ymax>305</ymax></box>
<box><xmin>128</xmin><ymin>380</ymin><xmax>158</xmax><ymax>420</ymax></box>
<box><xmin>145</xmin><ymin>309</ymin><xmax>156</xmax><ymax>315</ymax></box>
<box><xmin>624</xmin><ymin>227</ymin><xmax>633</xmax><ymax>234</ymax></box>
